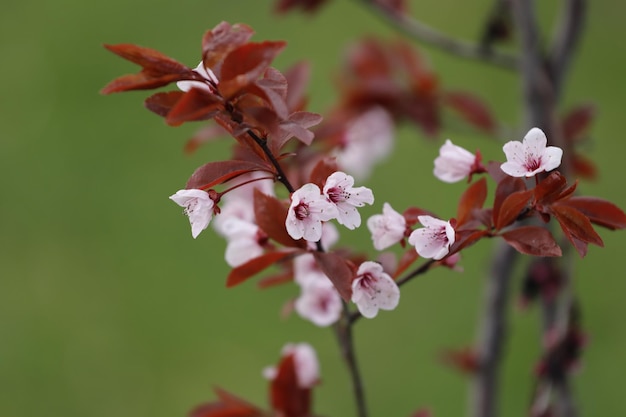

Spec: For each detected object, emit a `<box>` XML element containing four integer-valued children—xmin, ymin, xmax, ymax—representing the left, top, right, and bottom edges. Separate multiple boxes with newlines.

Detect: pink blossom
<box><xmin>367</xmin><ymin>203</ymin><xmax>407</xmax><ymax>250</ymax></box>
<box><xmin>335</xmin><ymin>107</ymin><xmax>394</xmax><ymax>180</ymax></box>
<box><xmin>408</xmin><ymin>215</ymin><xmax>456</xmax><ymax>260</ymax></box>
<box><xmin>351</xmin><ymin>261</ymin><xmax>400</xmax><ymax>318</ymax></box>
<box><xmin>293</xmin><ymin>253</ymin><xmax>342</xmax><ymax>326</ymax></box>
<box><xmin>434</xmin><ymin>139</ymin><xmax>481</xmax><ymax>183</ymax></box>
<box><xmin>286</xmin><ymin>183</ymin><xmax>338</xmax><ymax>242</ymax></box>
<box><xmin>501</xmin><ymin>127</ymin><xmax>563</xmax><ymax>177</ymax></box>
<box><xmin>169</xmin><ymin>189</ymin><xmax>214</xmax><ymax>238</ymax></box>
<box><xmin>264</xmin><ymin>343</ymin><xmax>320</xmax><ymax>389</ymax></box>
<box><xmin>323</xmin><ymin>171</ymin><xmax>374</xmax><ymax>229</ymax></box>
<box><xmin>176</xmin><ymin>61</ymin><xmax>219</xmax><ymax>93</ymax></box>
<box><xmin>295</xmin><ymin>278</ymin><xmax>342</xmax><ymax>327</ymax></box>
<box><xmin>220</xmin><ymin>218</ymin><xmax>265</xmax><ymax>267</ymax></box>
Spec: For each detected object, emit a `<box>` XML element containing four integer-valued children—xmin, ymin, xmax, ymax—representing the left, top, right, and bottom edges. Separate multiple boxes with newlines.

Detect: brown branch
<box><xmin>548</xmin><ymin>0</ymin><xmax>587</xmax><ymax>98</ymax></box>
<box><xmin>335</xmin><ymin>301</ymin><xmax>368</xmax><ymax>417</ymax></box>
<box><xmin>469</xmin><ymin>241</ymin><xmax>519</xmax><ymax>417</ymax></box>
<box><xmin>359</xmin><ymin>0</ymin><xmax>519</xmax><ymax>70</ymax></box>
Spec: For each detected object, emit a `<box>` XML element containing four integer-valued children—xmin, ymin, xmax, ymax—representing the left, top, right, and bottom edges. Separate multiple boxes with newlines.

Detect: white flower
<box><xmin>323</xmin><ymin>171</ymin><xmax>374</xmax><ymax>229</ymax></box>
<box><xmin>264</xmin><ymin>343</ymin><xmax>320</xmax><ymax>389</ymax></box>
<box><xmin>335</xmin><ymin>107</ymin><xmax>394</xmax><ymax>180</ymax></box>
<box><xmin>220</xmin><ymin>218</ymin><xmax>265</xmax><ymax>267</ymax></box>
<box><xmin>351</xmin><ymin>261</ymin><xmax>400</xmax><ymax>319</ymax></box>
<box><xmin>367</xmin><ymin>203</ymin><xmax>407</xmax><ymax>250</ymax></box>
<box><xmin>293</xmin><ymin>254</ymin><xmax>342</xmax><ymax>327</ymax></box>
<box><xmin>169</xmin><ymin>189</ymin><xmax>214</xmax><ymax>238</ymax></box>
<box><xmin>295</xmin><ymin>278</ymin><xmax>342</xmax><ymax>327</ymax></box>
<box><xmin>501</xmin><ymin>127</ymin><xmax>563</xmax><ymax>177</ymax></box>
<box><xmin>408</xmin><ymin>215</ymin><xmax>455</xmax><ymax>260</ymax></box>
<box><xmin>434</xmin><ymin>139</ymin><xmax>478</xmax><ymax>183</ymax></box>
<box><xmin>177</xmin><ymin>61</ymin><xmax>219</xmax><ymax>93</ymax></box>
<box><xmin>286</xmin><ymin>183</ymin><xmax>338</xmax><ymax>242</ymax></box>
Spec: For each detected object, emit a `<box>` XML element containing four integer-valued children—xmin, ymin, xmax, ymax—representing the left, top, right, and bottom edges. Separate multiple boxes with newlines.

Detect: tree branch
<box><xmin>359</xmin><ymin>0</ymin><xmax>519</xmax><ymax>70</ymax></box>
<box><xmin>548</xmin><ymin>0</ymin><xmax>587</xmax><ymax>98</ymax></box>
<box><xmin>469</xmin><ymin>241</ymin><xmax>519</xmax><ymax>417</ymax></box>
<box><xmin>335</xmin><ymin>301</ymin><xmax>368</xmax><ymax>417</ymax></box>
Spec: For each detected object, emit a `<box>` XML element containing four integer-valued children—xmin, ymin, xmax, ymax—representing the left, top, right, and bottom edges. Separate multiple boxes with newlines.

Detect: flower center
<box><xmin>326</xmin><ymin>186</ymin><xmax>349</xmax><ymax>203</ymax></box>
<box><xmin>294</xmin><ymin>202</ymin><xmax>310</xmax><ymax>220</ymax></box>
<box><xmin>184</xmin><ymin>199</ymin><xmax>198</xmax><ymax>216</ymax></box>
<box><xmin>524</xmin><ymin>154</ymin><xmax>542</xmax><ymax>172</ymax></box>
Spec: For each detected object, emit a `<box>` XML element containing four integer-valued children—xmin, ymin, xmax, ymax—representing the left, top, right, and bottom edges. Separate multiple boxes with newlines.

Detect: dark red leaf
<box><xmin>501</xmin><ymin>226</ymin><xmax>562</xmax><ymax>257</ymax></box>
<box><xmin>144</xmin><ymin>91</ymin><xmax>185</xmax><ymax>117</ymax></box>
<box><xmin>449</xmin><ymin>229</ymin><xmax>490</xmax><ymax>254</ymax></box>
<box><xmin>495</xmin><ymin>189</ymin><xmax>533</xmax><ymax>230</ymax></box>
<box><xmin>283</xmin><ymin>61</ymin><xmax>311</xmax><ymax>112</ymax></box>
<box><xmin>309</xmin><ymin>158</ymin><xmax>338</xmax><ymax>189</ymax></box>
<box><xmin>403</xmin><ymin>206</ymin><xmax>437</xmax><ymax>227</ymax></box>
<box><xmin>275</xmin><ymin>0</ymin><xmax>330</xmax><ymax>14</ymax></box>
<box><xmin>219</xmin><ymin>41</ymin><xmax>287</xmax><ymax>99</ymax></box>
<box><xmin>226</xmin><ymin>251</ymin><xmax>296</xmax><ymax>287</ymax></box>
<box><xmin>444</xmin><ymin>91</ymin><xmax>496</xmax><ymax>133</ymax></box>
<box><xmin>166</xmin><ymin>88</ymin><xmax>222</xmax><ymax>126</ymax></box>
<box><xmin>440</xmin><ymin>347</ymin><xmax>479</xmax><ymax>375</ymax></box>
<box><xmin>202</xmin><ymin>22</ymin><xmax>255</xmax><ymax>69</ymax></box>
<box><xmin>248</xmin><ymin>68</ymin><xmax>289</xmax><ymax>119</ymax></box>
<box><xmin>551</xmin><ymin>205</ymin><xmax>604</xmax><ymax>255</ymax></box>
<box><xmin>186</xmin><ymin>160</ymin><xmax>272</xmax><ymax>190</ymax></box>
<box><xmin>257</xmin><ymin>269</ymin><xmax>294</xmax><ymax>289</ymax></box>
<box><xmin>456</xmin><ymin>177</ymin><xmax>488</xmax><ymax>227</ymax></box>
<box><xmin>534</xmin><ymin>171</ymin><xmax>568</xmax><ymax>205</ymax></box>
<box><xmin>101</xmin><ymin>44</ymin><xmax>192</xmax><ymax>93</ymax></box>
<box><xmin>270</xmin><ymin>354</ymin><xmax>311</xmax><ymax>417</ymax></box>
<box><xmin>190</xmin><ymin>387</ymin><xmax>263</xmax><ymax>417</ymax></box>
<box><xmin>254</xmin><ymin>190</ymin><xmax>307</xmax><ymax>249</ymax></box>
<box><xmin>562</xmin><ymin>104</ymin><xmax>594</xmax><ymax>141</ymax></box>
<box><xmin>558</xmin><ymin>197</ymin><xmax>626</xmax><ymax>230</ymax></box>
<box><xmin>273</xmin><ymin>111</ymin><xmax>323</xmax><ymax>150</ymax></box>
<box><xmin>313</xmin><ymin>251</ymin><xmax>354</xmax><ymax>301</ymax></box>
<box><xmin>571</xmin><ymin>154</ymin><xmax>598</xmax><ymax>180</ymax></box>
<box><xmin>492</xmin><ymin>175</ymin><xmax>526</xmax><ymax>228</ymax></box>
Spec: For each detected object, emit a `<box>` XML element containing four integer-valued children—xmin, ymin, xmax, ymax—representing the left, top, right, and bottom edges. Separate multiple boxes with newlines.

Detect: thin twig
<box><xmin>246</xmin><ymin>130</ymin><xmax>295</xmax><ymax>193</ymax></box>
<box><xmin>335</xmin><ymin>301</ymin><xmax>368</xmax><ymax>417</ymax></box>
<box><xmin>359</xmin><ymin>0</ymin><xmax>519</xmax><ymax>70</ymax></box>
<box><xmin>469</xmin><ymin>242</ymin><xmax>519</xmax><ymax>417</ymax></box>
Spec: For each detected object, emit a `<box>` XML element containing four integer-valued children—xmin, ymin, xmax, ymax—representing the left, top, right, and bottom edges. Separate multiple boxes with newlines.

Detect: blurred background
<box><xmin>1</xmin><ymin>1</ymin><xmax>625</xmax><ymax>416</ymax></box>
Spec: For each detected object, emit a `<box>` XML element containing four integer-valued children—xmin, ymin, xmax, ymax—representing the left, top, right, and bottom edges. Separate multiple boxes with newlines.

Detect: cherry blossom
<box><xmin>293</xmin><ymin>253</ymin><xmax>342</xmax><ymax>326</ymax></box>
<box><xmin>323</xmin><ymin>171</ymin><xmax>374</xmax><ymax>229</ymax></box>
<box><xmin>501</xmin><ymin>127</ymin><xmax>563</xmax><ymax>177</ymax></box>
<box><xmin>408</xmin><ymin>215</ymin><xmax>456</xmax><ymax>260</ymax></box>
<box><xmin>295</xmin><ymin>278</ymin><xmax>342</xmax><ymax>327</ymax></box>
<box><xmin>169</xmin><ymin>189</ymin><xmax>214</xmax><ymax>239</ymax></box>
<box><xmin>351</xmin><ymin>261</ymin><xmax>400</xmax><ymax>318</ymax></box>
<box><xmin>367</xmin><ymin>203</ymin><xmax>407</xmax><ymax>250</ymax></box>
<box><xmin>220</xmin><ymin>218</ymin><xmax>265</xmax><ymax>267</ymax></box>
<box><xmin>434</xmin><ymin>139</ymin><xmax>484</xmax><ymax>183</ymax></box>
<box><xmin>176</xmin><ymin>61</ymin><xmax>219</xmax><ymax>93</ymax></box>
<box><xmin>264</xmin><ymin>343</ymin><xmax>320</xmax><ymax>389</ymax></box>
<box><xmin>286</xmin><ymin>183</ymin><xmax>338</xmax><ymax>242</ymax></box>
<box><xmin>335</xmin><ymin>107</ymin><xmax>394</xmax><ymax>180</ymax></box>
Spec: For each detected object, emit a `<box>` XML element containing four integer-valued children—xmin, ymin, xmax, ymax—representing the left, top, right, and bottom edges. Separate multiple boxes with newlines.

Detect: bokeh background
<box><xmin>2</xmin><ymin>1</ymin><xmax>625</xmax><ymax>416</ymax></box>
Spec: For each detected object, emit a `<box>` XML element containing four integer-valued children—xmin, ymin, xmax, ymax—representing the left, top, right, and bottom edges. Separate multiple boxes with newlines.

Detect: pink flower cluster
<box><xmin>287</xmin><ymin>171</ymin><xmax>375</xmax><ymax>242</ymax></box>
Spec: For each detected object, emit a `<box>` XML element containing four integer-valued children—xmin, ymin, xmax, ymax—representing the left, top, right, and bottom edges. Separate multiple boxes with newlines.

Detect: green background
<box><xmin>2</xmin><ymin>1</ymin><xmax>625</xmax><ymax>416</ymax></box>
